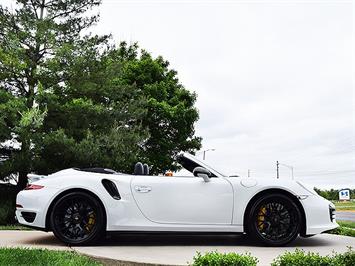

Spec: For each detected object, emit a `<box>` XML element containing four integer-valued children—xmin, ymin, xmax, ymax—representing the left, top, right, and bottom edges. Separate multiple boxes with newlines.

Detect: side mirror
<box><xmin>193</xmin><ymin>167</ymin><xmax>211</xmax><ymax>182</ymax></box>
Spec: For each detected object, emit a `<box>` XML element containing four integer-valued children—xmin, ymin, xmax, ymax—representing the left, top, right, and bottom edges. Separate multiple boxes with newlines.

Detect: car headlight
<box><xmin>296</xmin><ymin>181</ymin><xmax>318</xmax><ymax>196</ymax></box>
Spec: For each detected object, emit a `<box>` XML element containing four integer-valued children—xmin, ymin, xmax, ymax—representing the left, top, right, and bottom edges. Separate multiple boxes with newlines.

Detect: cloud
<box><xmin>3</xmin><ymin>0</ymin><xmax>353</xmax><ymax>188</ymax></box>
<box><xmin>94</xmin><ymin>0</ymin><xmax>354</xmax><ymax>188</ymax></box>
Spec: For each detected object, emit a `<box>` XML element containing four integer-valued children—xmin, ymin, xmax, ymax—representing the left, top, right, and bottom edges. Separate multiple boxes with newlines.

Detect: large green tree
<box><xmin>0</xmin><ymin>0</ymin><xmax>201</xmax><ymax>190</ymax></box>
<box><xmin>0</xmin><ymin>0</ymin><xmax>147</xmax><ymax>189</ymax></box>
<box><xmin>109</xmin><ymin>43</ymin><xmax>202</xmax><ymax>174</ymax></box>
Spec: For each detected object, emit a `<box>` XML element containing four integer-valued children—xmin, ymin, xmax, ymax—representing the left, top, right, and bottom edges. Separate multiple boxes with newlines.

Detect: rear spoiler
<box><xmin>27</xmin><ymin>173</ymin><xmax>47</xmax><ymax>183</ymax></box>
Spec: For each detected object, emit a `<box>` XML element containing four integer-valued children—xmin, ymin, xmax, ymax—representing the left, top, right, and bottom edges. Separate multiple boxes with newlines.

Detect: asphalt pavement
<box><xmin>0</xmin><ymin>231</ymin><xmax>354</xmax><ymax>266</ymax></box>
<box><xmin>336</xmin><ymin>211</ymin><xmax>355</xmax><ymax>221</ymax></box>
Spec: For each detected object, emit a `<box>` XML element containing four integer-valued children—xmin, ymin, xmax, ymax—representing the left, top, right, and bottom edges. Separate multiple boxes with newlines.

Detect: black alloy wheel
<box><xmin>50</xmin><ymin>191</ymin><xmax>105</xmax><ymax>245</ymax></box>
<box><xmin>247</xmin><ymin>193</ymin><xmax>301</xmax><ymax>246</ymax></box>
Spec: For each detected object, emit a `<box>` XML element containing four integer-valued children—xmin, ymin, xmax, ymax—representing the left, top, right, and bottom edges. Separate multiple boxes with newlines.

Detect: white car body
<box><xmin>16</xmin><ymin>153</ymin><xmax>338</xmax><ymax>244</ymax></box>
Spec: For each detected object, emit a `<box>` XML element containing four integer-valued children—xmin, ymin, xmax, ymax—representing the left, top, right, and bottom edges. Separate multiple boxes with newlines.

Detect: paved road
<box><xmin>336</xmin><ymin>211</ymin><xmax>355</xmax><ymax>222</ymax></box>
<box><xmin>0</xmin><ymin>231</ymin><xmax>354</xmax><ymax>266</ymax></box>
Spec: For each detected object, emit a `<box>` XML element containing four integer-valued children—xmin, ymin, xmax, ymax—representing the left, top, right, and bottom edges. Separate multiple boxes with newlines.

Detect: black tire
<box><xmin>50</xmin><ymin>191</ymin><xmax>105</xmax><ymax>245</ymax></box>
<box><xmin>247</xmin><ymin>193</ymin><xmax>301</xmax><ymax>246</ymax></box>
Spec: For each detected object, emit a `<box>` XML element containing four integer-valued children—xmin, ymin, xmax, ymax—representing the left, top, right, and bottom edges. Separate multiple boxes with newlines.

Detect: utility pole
<box><xmin>248</xmin><ymin>169</ymin><xmax>250</xmax><ymax>177</ymax></box>
<box><xmin>276</xmin><ymin>161</ymin><xmax>279</xmax><ymax>179</ymax></box>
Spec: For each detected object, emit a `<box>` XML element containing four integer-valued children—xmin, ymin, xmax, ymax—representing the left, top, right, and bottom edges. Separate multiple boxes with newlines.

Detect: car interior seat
<box><xmin>143</xmin><ymin>164</ymin><xmax>149</xmax><ymax>175</ymax></box>
<box><xmin>134</xmin><ymin>162</ymin><xmax>144</xmax><ymax>175</ymax></box>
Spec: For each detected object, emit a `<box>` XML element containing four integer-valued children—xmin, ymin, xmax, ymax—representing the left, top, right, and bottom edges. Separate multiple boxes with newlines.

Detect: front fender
<box><xmin>229</xmin><ymin>177</ymin><xmax>313</xmax><ymax>225</ymax></box>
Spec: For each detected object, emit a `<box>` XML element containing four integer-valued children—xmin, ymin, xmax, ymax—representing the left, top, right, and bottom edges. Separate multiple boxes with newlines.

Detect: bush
<box><xmin>332</xmin><ymin>248</ymin><xmax>355</xmax><ymax>266</ymax></box>
<box><xmin>191</xmin><ymin>251</ymin><xmax>258</xmax><ymax>266</ymax></box>
<box><xmin>192</xmin><ymin>249</ymin><xmax>355</xmax><ymax>266</ymax></box>
<box><xmin>271</xmin><ymin>248</ymin><xmax>355</xmax><ymax>266</ymax></box>
<box><xmin>0</xmin><ymin>199</ymin><xmax>15</xmax><ymax>225</ymax></box>
<box><xmin>0</xmin><ymin>184</ymin><xmax>17</xmax><ymax>225</ymax></box>
<box><xmin>271</xmin><ymin>249</ymin><xmax>331</xmax><ymax>266</ymax></box>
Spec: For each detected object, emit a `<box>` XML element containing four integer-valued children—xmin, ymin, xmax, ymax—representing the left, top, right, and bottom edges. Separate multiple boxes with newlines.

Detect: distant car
<box><xmin>16</xmin><ymin>153</ymin><xmax>338</xmax><ymax>246</ymax></box>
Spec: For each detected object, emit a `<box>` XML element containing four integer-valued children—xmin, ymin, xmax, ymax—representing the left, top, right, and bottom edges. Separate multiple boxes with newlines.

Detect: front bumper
<box><xmin>300</xmin><ymin>195</ymin><xmax>338</xmax><ymax>235</ymax></box>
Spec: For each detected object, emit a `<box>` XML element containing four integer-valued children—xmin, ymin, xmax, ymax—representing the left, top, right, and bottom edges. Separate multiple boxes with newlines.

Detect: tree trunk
<box><xmin>16</xmin><ymin>138</ymin><xmax>31</xmax><ymax>191</ymax></box>
<box><xmin>17</xmin><ymin>171</ymin><xmax>28</xmax><ymax>191</ymax></box>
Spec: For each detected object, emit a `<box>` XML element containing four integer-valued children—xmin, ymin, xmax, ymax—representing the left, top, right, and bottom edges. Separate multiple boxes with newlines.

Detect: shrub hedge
<box><xmin>0</xmin><ymin>184</ymin><xmax>17</xmax><ymax>225</ymax></box>
<box><xmin>191</xmin><ymin>248</ymin><xmax>355</xmax><ymax>266</ymax></box>
<box><xmin>272</xmin><ymin>248</ymin><xmax>355</xmax><ymax>266</ymax></box>
<box><xmin>191</xmin><ymin>251</ymin><xmax>258</xmax><ymax>266</ymax></box>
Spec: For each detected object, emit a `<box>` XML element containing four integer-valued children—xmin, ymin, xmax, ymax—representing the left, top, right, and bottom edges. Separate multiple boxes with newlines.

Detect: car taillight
<box><xmin>24</xmin><ymin>184</ymin><xmax>44</xmax><ymax>190</ymax></box>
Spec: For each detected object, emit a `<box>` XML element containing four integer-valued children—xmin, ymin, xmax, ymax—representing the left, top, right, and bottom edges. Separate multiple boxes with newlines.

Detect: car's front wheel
<box><xmin>50</xmin><ymin>191</ymin><xmax>105</xmax><ymax>245</ymax></box>
<box><xmin>247</xmin><ymin>193</ymin><xmax>301</xmax><ymax>246</ymax></box>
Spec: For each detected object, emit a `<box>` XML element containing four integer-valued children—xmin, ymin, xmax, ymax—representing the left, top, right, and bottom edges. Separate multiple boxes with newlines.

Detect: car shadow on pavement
<box><xmin>20</xmin><ymin>234</ymin><xmax>67</xmax><ymax>247</ymax></box>
<box><xmin>19</xmin><ymin>232</ymin><xmax>334</xmax><ymax>248</ymax></box>
<box><xmin>100</xmin><ymin>233</ymin><xmax>334</xmax><ymax>248</ymax></box>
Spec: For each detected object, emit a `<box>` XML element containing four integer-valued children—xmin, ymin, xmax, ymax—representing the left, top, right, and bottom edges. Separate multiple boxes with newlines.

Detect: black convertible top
<box><xmin>74</xmin><ymin>167</ymin><xmax>119</xmax><ymax>174</ymax></box>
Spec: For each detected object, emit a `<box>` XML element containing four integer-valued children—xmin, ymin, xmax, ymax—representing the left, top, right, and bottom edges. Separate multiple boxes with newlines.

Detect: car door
<box><xmin>130</xmin><ymin>175</ymin><xmax>234</xmax><ymax>225</ymax></box>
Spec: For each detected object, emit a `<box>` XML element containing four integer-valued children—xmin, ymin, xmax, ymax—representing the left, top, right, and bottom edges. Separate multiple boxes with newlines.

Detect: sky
<box><xmin>94</xmin><ymin>0</ymin><xmax>354</xmax><ymax>189</ymax></box>
<box><xmin>2</xmin><ymin>0</ymin><xmax>354</xmax><ymax>189</ymax></box>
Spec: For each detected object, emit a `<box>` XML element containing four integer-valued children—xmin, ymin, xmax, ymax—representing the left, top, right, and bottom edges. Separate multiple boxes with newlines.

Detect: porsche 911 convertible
<box><xmin>15</xmin><ymin>153</ymin><xmax>338</xmax><ymax>246</ymax></box>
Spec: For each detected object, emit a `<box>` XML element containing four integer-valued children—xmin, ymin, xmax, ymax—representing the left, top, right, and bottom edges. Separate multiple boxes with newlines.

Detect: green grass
<box><xmin>0</xmin><ymin>224</ymin><xmax>32</xmax><ymax>230</ymax></box>
<box><xmin>329</xmin><ymin>220</ymin><xmax>355</xmax><ymax>237</ymax></box>
<box><xmin>328</xmin><ymin>226</ymin><xmax>355</xmax><ymax>237</ymax></box>
<box><xmin>0</xmin><ymin>247</ymin><xmax>102</xmax><ymax>266</ymax></box>
<box><xmin>333</xmin><ymin>201</ymin><xmax>355</xmax><ymax>211</ymax></box>
<box><xmin>338</xmin><ymin>220</ymin><xmax>355</xmax><ymax>229</ymax></box>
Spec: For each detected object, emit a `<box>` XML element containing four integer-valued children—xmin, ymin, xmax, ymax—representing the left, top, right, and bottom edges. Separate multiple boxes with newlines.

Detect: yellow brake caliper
<box><xmin>257</xmin><ymin>206</ymin><xmax>266</xmax><ymax>230</ymax></box>
<box><xmin>85</xmin><ymin>213</ymin><xmax>96</xmax><ymax>232</ymax></box>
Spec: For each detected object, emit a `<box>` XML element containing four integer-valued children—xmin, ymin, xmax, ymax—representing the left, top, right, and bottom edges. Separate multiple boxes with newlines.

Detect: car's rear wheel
<box><xmin>50</xmin><ymin>191</ymin><xmax>105</xmax><ymax>245</ymax></box>
<box><xmin>247</xmin><ymin>193</ymin><xmax>301</xmax><ymax>246</ymax></box>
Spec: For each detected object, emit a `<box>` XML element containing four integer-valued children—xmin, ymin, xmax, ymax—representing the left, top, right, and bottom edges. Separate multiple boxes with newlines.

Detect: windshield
<box><xmin>177</xmin><ymin>153</ymin><xmax>226</xmax><ymax>177</ymax></box>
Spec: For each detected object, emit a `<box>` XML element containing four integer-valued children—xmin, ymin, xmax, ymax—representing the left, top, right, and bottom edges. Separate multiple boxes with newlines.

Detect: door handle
<box><xmin>135</xmin><ymin>186</ymin><xmax>152</xmax><ymax>193</ymax></box>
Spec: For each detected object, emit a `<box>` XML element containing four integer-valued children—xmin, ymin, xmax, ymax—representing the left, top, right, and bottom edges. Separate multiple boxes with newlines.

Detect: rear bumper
<box><xmin>300</xmin><ymin>195</ymin><xmax>338</xmax><ymax>235</ymax></box>
<box><xmin>15</xmin><ymin>187</ymin><xmax>58</xmax><ymax>230</ymax></box>
<box><xmin>16</xmin><ymin>209</ymin><xmax>46</xmax><ymax>230</ymax></box>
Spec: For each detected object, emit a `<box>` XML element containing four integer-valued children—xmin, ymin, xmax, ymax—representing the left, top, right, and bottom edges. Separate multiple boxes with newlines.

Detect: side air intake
<box><xmin>102</xmin><ymin>179</ymin><xmax>121</xmax><ymax>200</ymax></box>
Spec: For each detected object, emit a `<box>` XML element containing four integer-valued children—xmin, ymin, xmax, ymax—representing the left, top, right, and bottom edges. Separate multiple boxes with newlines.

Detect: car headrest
<box><xmin>143</xmin><ymin>164</ymin><xmax>149</xmax><ymax>175</ymax></box>
<box><xmin>134</xmin><ymin>162</ymin><xmax>144</xmax><ymax>175</ymax></box>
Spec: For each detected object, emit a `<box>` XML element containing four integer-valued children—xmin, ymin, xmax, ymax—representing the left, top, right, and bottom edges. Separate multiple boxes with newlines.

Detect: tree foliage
<box><xmin>0</xmin><ymin>0</ymin><xmax>201</xmax><ymax>188</ymax></box>
<box><xmin>314</xmin><ymin>188</ymin><xmax>355</xmax><ymax>201</ymax></box>
<box><xmin>0</xmin><ymin>0</ymin><xmax>146</xmax><ymax>188</ymax></box>
<box><xmin>110</xmin><ymin>43</ymin><xmax>202</xmax><ymax>174</ymax></box>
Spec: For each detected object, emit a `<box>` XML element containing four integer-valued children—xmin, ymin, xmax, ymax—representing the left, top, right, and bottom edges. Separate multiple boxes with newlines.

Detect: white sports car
<box><xmin>16</xmin><ymin>153</ymin><xmax>338</xmax><ymax>246</ymax></box>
